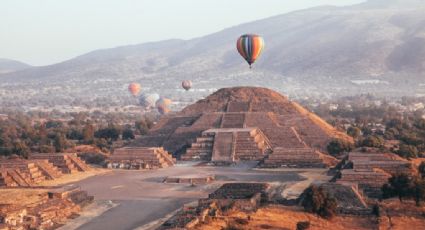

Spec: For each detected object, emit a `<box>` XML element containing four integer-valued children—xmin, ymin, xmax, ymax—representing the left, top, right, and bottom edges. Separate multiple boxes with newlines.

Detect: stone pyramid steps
<box><xmin>262</xmin><ymin>147</ymin><xmax>327</xmax><ymax>168</ymax></box>
<box><xmin>221</xmin><ymin>113</ymin><xmax>245</xmax><ymax>128</ymax></box>
<box><xmin>182</xmin><ymin>133</ymin><xmax>215</xmax><ymax>161</ymax></box>
<box><xmin>0</xmin><ymin>169</ymin><xmax>33</xmax><ymax>187</ymax></box>
<box><xmin>34</xmin><ymin>160</ymin><xmax>63</xmax><ymax>180</ymax></box>
<box><xmin>108</xmin><ymin>147</ymin><xmax>175</xmax><ymax>169</ymax></box>
<box><xmin>30</xmin><ymin>153</ymin><xmax>90</xmax><ymax>174</ymax></box>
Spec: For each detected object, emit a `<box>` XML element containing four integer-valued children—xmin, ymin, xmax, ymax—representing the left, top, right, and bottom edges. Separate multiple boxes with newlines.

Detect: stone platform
<box><xmin>107</xmin><ymin>147</ymin><xmax>176</xmax><ymax>169</ymax></box>
<box><xmin>163</xmin><ymin>174</ymin><xmax>215</xmax><ymax>185</ymax></box>
<box><xmin>29</xmin><ymin>153</ymin><xmax>90</xmax><ymax>174</ymax></box>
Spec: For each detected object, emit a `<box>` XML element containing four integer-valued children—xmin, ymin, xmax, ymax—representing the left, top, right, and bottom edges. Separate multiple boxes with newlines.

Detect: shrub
<box><xmin>301</xmin><ymin>185</ymin><xmax>337</xmax><ymax>219</ymax></box>
<box><xmin>296</xmin><ymin>221</ymin><xmax>311</xmax><ymax>230</ymax></box>
<box><xmin>327</xmin><ymin>139</ymin><xmax>354</xmax><ymax>157</ymax></box>
<box><xmin>397</xmin><ymin>144</ymin><xmax>418</xmax><ymax>159</ymax></box>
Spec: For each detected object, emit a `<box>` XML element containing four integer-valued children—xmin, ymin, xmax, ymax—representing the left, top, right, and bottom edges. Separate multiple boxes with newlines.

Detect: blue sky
<box><xmin>1</xmin><ymin>0</ymin><xmax>365</xmax><ymax>66</ymax></box>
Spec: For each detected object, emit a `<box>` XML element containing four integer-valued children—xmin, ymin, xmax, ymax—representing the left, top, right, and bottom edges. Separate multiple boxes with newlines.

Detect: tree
<box><xmin>397</xmin><ymin>144</ymin><xmax>418</xmax><ymax>159</ymax></box>
<box><xmin>419</xmin><ymin>162</ymin><xmax>425</xmax><ymax>179</ymax></box>
<box><xmin>53</xmin><ymin>134</ymin><xmax>67</xmax><ymax>152</ymax></box>
<box><xmin>382</xmin><ymin>174</ymin><xmax>414</xmax><ymax>202</ymax></box>
<box><xmin>12</xmin><ymin>141</ymin><xmax>30</xmax><ymax>158</ymax></box>
<box><xmin>122</xmin><ymin>129</ymin><xmax>135</xmax><ymax>140</ymax></box>
<box><xmin>95</xmin><ymin>127</ymin><xmax>120</xmax><ymax>142</ymax></box>
<box><xmin>413</xmin><ymin>178</ymin><xmax>425</xmax><ymax>206</ymax></box>
<box><xmin>347</xmin><ymin>127</ymin><xmax>361</xmax><ymax>139</ymax></box>
<box><xmin>327</xmin><ymin>139</ymin><xmax>354</xmax><ymax>157</ymax></box>
<box><xmin>82</xmin><ymin>124</ymin><xmax>95</xmax><ymax>143</ymax></box>
<box><xmin>361</xmin><ymin>135</ymin><xmax>384</xmax><ymax>148</ymax></box>
<box><xmin>301</xmin><ymin>185</ymin><xmax>337</xmax><ymax>219</ymax></box>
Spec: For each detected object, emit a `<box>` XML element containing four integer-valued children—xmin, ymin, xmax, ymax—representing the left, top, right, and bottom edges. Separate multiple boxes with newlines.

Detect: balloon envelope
<box><xmin>236</xmin><ymin>34</ymin><xmax>264</xmax><ymax>67</ymax></box>
<box><xmin>182</xmin><ymin>80</ymin><xmax>192</xmax><ymax>91</ymax></box>
<box><xmin>139</xmin><ymin>93</ymin><xmax>160</xmax><ymax>108</ymax></box>
<box><xmin>128</xmin><ymin>83</ymin><xmax>141</xmax><ymax>96</ymax></box>
<box><xmin>156</xmin><ymin>97</ymin><xmax>172</xmax><ymax>115</ymax></box>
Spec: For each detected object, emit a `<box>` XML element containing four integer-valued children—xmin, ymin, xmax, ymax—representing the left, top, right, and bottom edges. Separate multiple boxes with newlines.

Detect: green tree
<box><xmin>361</xmin><ymin>135</ymin><xmax>384</xmax><ymax>148</ymax></box>
<box><xmin>12</xmin><ymin>141</ymin><xmax>30</xmax><ymax>158</ymax></box>
<box><xmin>419</xmin><ymin>162</ymin><xmax>425</xmax><ymax>179</ymax></box>
<box><xmin>301</xmin><ymin>185</ymin><xmax>337</xmax><ymax>219</ymax></box>
<box><xmin>347</xmin><ymin>127</ymin><xmax>361</xmax><ymax>139</ymax></box>
<box><xmin>122</xmin><ymin>129</ymin><xmax>135</xmax><ymax>140</ymax></box>
<box><xmin>382</xmin><ymin>174</ymin><xmax>414</xmax><ymax>202</ymax></box>
<box><xmin>53</xmin><ymin>134</ymin><xmax>67</xmax><ymax>152</ymax></box>
<box><xmin>327</xmin><ymin>139</ymin><xmax>353</xmax><ymax>157</ymax></box>
<box><xmin>397</xmin><ymin>144</ymin><xmax>418</xmax><ymax>159</ymax></box>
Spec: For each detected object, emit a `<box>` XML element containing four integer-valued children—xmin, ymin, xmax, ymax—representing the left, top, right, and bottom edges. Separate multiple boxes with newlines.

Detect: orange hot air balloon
<box><xmin>182</xmin><ymin>80</ymin><xmax>192</xmax><ymax>91</ymax></box>
<box><xmin>156</xmin><ymin>97</ymin><xmax>172</xmax><ymax>115</ymax></box>
<box><xmin>128</xmin><ymin>83</ymin><xmax>141</xmax><ymax>96</ymax></box>
<box><xmin>236</xmin><ymin>34</ymin><xmax>265</xmax><ymax>68</ymax></box>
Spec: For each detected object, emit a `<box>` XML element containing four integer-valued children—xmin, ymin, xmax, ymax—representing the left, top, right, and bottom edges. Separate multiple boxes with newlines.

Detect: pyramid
<box><xmin>133</xmin><ymin>87</ymin><xmax>352</xmax><ymax>167</ymax></box>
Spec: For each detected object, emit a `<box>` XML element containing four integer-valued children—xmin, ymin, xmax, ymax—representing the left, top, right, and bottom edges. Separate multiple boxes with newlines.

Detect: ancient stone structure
<box><xmin>318</xmin><ymin>183</ymin><xmax>371</xmax><ymax>215</ymax></box>
<box><xmin>336</xmin><ymin>151</ymin><xmax>412</xmax><ymax>198</ymax></box>
<box><xmin>160</xmin><ymin>183</ymin><xmax>269</xmax><ymax>229</ymax></box>
<box><xmin>0</xmin><ymin>186</ymin><xmax>93</xmax><ymax>229</ymax></box>
<box><xmin>164</xmin><ymin>175</ymin><xmax>215</xmax><ymax>185</ymax></box>
<box><xmin>107</xmin><ymin>147</ymin><xmax>176</xmax><ymax>169</ymax></box>
<box><xmin>133</xmin><ymin>87</ymin><xmax>351</xmax><ymax>166</ymax></box>
<box><xmin>0</xmin><ymin>159</ymin><xmax>64</xmax><ymax>187</ymax></box>
<box><xmin>30</xmin><ymin>153</ymin><xmax>90</xmax><ymax>174</ymax></box>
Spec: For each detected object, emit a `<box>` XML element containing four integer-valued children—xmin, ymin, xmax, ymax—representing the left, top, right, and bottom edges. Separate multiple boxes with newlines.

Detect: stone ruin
<box><xmin>132</xmin><ymin>87</ymin><xmax>352</xmax><ymax>167</ymax></box>
<box><xmin>159</xmin><ymin>183</ymin><xmax>270</xmax><ymax>229</ymax></box>
<box><xmin>311</xmin><ymin>183</ymin><xmax>372</xmax><ymax>215</ymax></box>
<box><xmin>30</xmin><ymin>153</ymin><xmax>91</xmax><ymax>174</ymax></box>
<box><xmin>107</xmin><ymin>147</ymin><xmax>176</xmax><ymax>169</ymax></box>
<box><xmin>0</xmin><ymin>186</ymin><xmax>93</xmax><ymax>229</ymax></box>
<box><xmin>0</xmin><ymin>153</ymin><xmax>90</xmax><ymax>188</ymax></box>
<box><xmin>336</xmin><ymin>151</ymin><xmax>413</xmax><ymax>198</ymax></box>
<box><xmin>164</xmin><ymin>174</ymin><xmax>215</xmax><ymax>185</ymax></box>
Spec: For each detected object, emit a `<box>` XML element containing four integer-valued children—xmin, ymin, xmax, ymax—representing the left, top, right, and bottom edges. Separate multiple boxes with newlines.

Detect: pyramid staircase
<box><xmin>0</xmin><ymin>169</ymin><xmax>33</xmax><ymax>187</ymax></box>
<box><xmin>33</xmin><ymin>160</ymin><xmax>63</xmax><ymax>180</ymax></box>
<box><xmin>261</xmin><ymin>147</ymin><xmax>327</xmax><ymax>168</ymax></box>
<box><xmin>30</xmin><ymin>153</ymin><xmax>90</xmax><ymax>174</ymax></box>
<box><xmin>181</xmin><ymin>132</ymin><xmax>215</xmax><ymax>161</ymax></box>
<box><xmin>0</xmin><ymin>161</ymin><xmax>46</xmax><ymax>183</ymax></box>
<box><xmin>221</xmin><ymin>113</ymin><xmax>245</xmax><ymax>128</ymax></box>
<box><xmin>234</xmin><ymin>128</ymin><xmax>272</xmax><ymax>161</ymax></box>
<box><xmin>108</xmin><ymin>147</ymin><xmax>176</xmax><ymax>169</ymax></box>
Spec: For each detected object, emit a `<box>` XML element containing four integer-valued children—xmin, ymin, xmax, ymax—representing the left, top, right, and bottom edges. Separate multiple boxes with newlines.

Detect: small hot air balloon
<box><xmin>139</xmin><ymin>93</ymin><xmax>160</xmax><ymax>108</ymax></box>
<box><xmin>156</xmin><ymin>97</ymin><xmax>172</xmax><ymax>115</ymax></box>
<box><xmin>236</xmin><ymin>34</ymin><xmax>264</xmax><ymax>68</ymax></box>
<box><xmin>128</xmin><ymin>83</ymin><xmax>141</xmax><ymax>96</ymax></box>
<box><xmin>182</xmin><ymin>80</ymin><xmax>192</xmax><ymax>91</ymax></box>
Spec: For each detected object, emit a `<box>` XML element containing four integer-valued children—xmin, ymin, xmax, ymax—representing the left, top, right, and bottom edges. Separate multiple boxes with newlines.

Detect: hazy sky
<box><xmin>1</xmin><ymin>0</ymin><xmax>365</xmax><ymax>66</ymax></box>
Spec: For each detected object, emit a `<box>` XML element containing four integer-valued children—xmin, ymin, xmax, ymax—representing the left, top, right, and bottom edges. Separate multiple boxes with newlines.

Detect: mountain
<box><xmin>0</xmin><ymin>59</ymin><xmax>31</xmax><ymax>74</ymax></box>
<box><xmin>2</xmin><ymin>0</ymin><xmax>425</xmax><ymax>108</ymax></box>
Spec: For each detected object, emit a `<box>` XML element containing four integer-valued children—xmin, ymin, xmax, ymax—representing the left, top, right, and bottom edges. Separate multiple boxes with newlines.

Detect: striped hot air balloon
<box><xmin>236</xmin><ymin>34</ymin><xmax>265</xmax><ymax>68</ymax></box>
<box><xmin>182</xmin><ymin>80</ymin><xmax>192</xmax><ymax>91</ymax></box>
<box><xmin>128</xmin><ymin>83</ymin><xmax>141</xmax><ymax>96</ymax></box>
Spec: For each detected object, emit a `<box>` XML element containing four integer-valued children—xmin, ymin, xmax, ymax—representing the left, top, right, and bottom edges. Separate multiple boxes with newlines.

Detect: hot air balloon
<box><xmin>128</xmin><ymin>83</ymin><xmax>141</xmax><ymax>96</ymax></box>
<box><xmin>182</xmin><ymin>80</ymin><xmax>192</xmax><ymax>91</ymax></box>
<box><xmin>156</xmin><ymin>97</ymin><xmax>172</xmax><ymax>115</ymax></box>
<box><xmin>236</xmin><ymin>34</ymin><xmax>264</xmax><ymax>68</ymax></box>
<box><xmin>139</xmin><ymin>93</ymin><xmax>160</xmax><ymax>108</ymax></box>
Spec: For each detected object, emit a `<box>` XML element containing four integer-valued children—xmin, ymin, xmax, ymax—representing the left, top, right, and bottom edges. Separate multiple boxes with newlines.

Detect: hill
<box><xmin>2</xmin><ymin>0</ymin><xmax>425</xmax><ymax>107</ymax></box>
<box><xmin>0</xmin><ymin>58</ymin><xmax>31</xmax><ymax>74</ymax></box>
